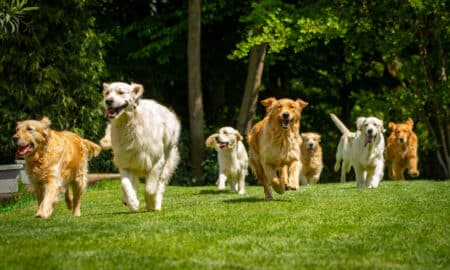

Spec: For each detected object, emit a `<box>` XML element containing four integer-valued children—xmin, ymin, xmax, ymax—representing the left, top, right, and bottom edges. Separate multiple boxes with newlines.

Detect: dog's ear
<box><xmin>235</xmin><ymin>130</ymin><xmax>243</xmax><ymax>141</ymax></box>
<box><xmin>205</xmin><ymin>134</ymin><xmax>218</xmax><ymax>148</ymax></box>
<box><xmin>261</xmin><ymin>97</ymin><xmax>277</xmax><ymax>112</ymax></box>
<box><xmin>131</xmin><ymin>83</ymin><xmax>144</xmax><ymax>100</ymax></box>
<box><xmin>296</xmin><ymin>98</ymin><xmax>309</xmax><ymax>110</ymax></box>
<box><xmin>102</xmin><ymin>82</ymin><xmax>110</xmax><ymax>90</ymax></box>
<box><xmin>41</xmin><ymin>117</ymin><xmax>51</xmax><ymax>137</ymax></box>
<box><xmin>316</xmin><ymin>134</ymin><xmax>321</xmax><ymax>142</ymax></box>
<box><xmin>388</xmin><ymin>121</ymin><xmax>396</xmax><ymax>130</ymax></box>
<box><xmin>356</xmin><ymin>117</ymin><xmax>366</xmax><ymax>131</ymax></box>
<box><xmin>406</xmin><ymin>118</ymin><xmax>414</xmax><ymax>129</ymax></box>
<box><xmin>379</xmin><ymin>122</ymin><xmax>386</xmax><ymax>133</ymax></box>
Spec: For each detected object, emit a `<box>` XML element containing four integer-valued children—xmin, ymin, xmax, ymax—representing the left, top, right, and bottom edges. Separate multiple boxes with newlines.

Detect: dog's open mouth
<box><xmin>16</xmin><ymin>144</ymin><xmax>34</xmax><ymax>157</ymax></box>
<box><xmin>281</xmin><ymin>119</ymin><xmax>291</xmax><ymax>129</ymax></box>
<box><xmin>218</xmin><ymin>141</ymin><xmax>229</xmax><ymax>149</ymax></box>
<box><xmin>364</xmin><ymin>135</ymin><xmax>375</xmax><ymax>147</ymax></box>
<box><xmin>105</xmin><ymin>104</ymin><xmax>127</xmax><ymax>119</ymax></box>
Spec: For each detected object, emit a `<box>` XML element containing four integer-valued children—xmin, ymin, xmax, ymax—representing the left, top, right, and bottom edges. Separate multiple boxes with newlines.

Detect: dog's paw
<box><xmin>409</xmin><ymin>170</ymin><xmax>420</xmax><ymax>177</ymax></box>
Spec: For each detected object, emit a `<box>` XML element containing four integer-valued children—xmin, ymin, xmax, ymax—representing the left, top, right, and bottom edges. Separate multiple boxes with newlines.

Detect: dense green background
<box><xmin>1</xmin><ymin>0</ymin><xmax>449</xmax><ymax>184</ymax></box>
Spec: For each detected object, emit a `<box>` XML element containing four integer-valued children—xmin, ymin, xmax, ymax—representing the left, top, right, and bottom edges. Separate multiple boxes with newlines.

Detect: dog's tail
<box><xmin>83</xmin><ymin>139</ymin><xmax>102</xmax><ymax>158</ymax></box>
<box><xmin>330</xmin><ymin>113</ymin><xmax>351</xmax><ymax>135</ymax></box>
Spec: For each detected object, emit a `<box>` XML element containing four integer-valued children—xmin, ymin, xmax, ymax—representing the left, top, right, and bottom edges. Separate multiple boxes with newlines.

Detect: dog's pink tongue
<box><xmin>17</xmin><ymin>145</ymin><xmax>32</xmax><ymax>156</ymax></box>
<box><xmin>220</xmin><ymin>143</ymin><xmax>227</xmax><ymax>148</ymax></box>
<box><xmin>105</xmin><ymin>108</ymin><xmax>116</xmax><ymax>118</ymax></box>
<box><xmin>364</xmin><ymin>136</ymin><xmax>373</xmax><ymax>147</ymax></box>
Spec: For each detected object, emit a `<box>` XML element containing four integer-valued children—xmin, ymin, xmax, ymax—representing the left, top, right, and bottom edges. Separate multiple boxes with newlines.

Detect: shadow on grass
<box><xmin>222</xmin><ymin>196</ymin><xmax>293</xmax><ymax>203</ymax></box>
<box><xmin>196</xmin><ymin>189</ymin><xmax>235</xmax><ymax>195</ymax></box>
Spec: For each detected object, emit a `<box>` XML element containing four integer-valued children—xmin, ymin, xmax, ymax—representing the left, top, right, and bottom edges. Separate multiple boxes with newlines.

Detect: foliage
<box><xmin>1</xmin><ymin>181</ymin><xmax>449</xmax><ymax>269</ymax></box>
<box><xmin>0</xmin><ymin>0</ymin><xmax>38</xmax><ymax>35</ymax></box>
<box><xmin>0</xmin><ymin>0</ymin><xmax>109</xmax><ymax>168</ymax></box>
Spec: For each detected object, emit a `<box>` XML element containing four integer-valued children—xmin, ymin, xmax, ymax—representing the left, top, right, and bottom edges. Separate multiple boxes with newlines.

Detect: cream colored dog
<box><xmin>103</xmin><ymin>82</ymin><xmax>180</xmax><ymax>212</ymax></box>
<box><xmin>13</xmin><ymin>117</ymin><xmax>101</xmax><ymax>218</ymax></box>
<box><xmin>330</xmin><ymin>113</ymin><xmax>385</xmax><ymax>188</ymax></box>
<box><xmin>299</xmin><ymin>132</ymin><xmax>323</xmax><ymax>185</ymax></box>
<box><xmin>205</xmin><ymin>127</ymin><xmax>248</xmax><ymax>194</ymax></box>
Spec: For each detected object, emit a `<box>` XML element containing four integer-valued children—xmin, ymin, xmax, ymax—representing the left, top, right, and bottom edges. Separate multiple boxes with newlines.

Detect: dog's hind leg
<box><xmin>120</xmin><ymin>169</ymin><xmax>139</xmax><ymax>212</ymax></box>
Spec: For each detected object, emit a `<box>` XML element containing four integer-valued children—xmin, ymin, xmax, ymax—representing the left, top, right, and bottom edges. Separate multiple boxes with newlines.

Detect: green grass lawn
<box><xmin>0</xmin><ymin>180</ymin><xmax>449</xmax><ymax>270</ymax></box>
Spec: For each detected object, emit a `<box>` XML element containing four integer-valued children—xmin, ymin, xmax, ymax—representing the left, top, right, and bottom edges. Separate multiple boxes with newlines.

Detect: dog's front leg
<box><xmin>408</xmin><ymin>154</ymin><xmax>419</xmax><ymax>177</ymax></box>
<box><xmin>367</xmin><ymin>163</ymin><xmax>384</xmax><ymax>188</ymax></box>
<box><xmin>264</xmin><ymin>165</ymin><xmax>285</xmax><ymax>195</ymax></box>
<box><xmin>120</xmin><ymin>169</ymin><xmax>139</xmax><ymax>212</ymax></box>
<box><xmin>354</xmin><ymin>165</ymin><xmax>365</xmax><ymax>188</ymax></box>
<box><xmin>237</xmin><ymin>171</ymin><xmax>246</xmax><ymax>195</ymax></box>
<box><xmin>217</xmin><ymin>173</ymin><xmax>227</xmax><ymax>191</ymax></box>
<box><xmin>36</xmin><ymin>181</ymin><xmax>61</xmax><ymax>218</ymax></box>
<box><xmin>287</xmin><ymin>161</ymin><xmax>301</xmax><ymax>190</ymax></box>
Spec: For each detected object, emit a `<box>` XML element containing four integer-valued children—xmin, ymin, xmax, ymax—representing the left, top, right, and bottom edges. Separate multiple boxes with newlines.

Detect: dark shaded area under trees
<box><xmin>1</xmin><ymin>0</ymin><xmax>448</xmax><ymax>184</ymax></box>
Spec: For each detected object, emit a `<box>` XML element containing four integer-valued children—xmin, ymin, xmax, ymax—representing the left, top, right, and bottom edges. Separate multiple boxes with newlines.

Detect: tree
<box><xmin>188</xmin><ymin>0</ymin><xmax>205</xmax><ymax>183</ymax></box>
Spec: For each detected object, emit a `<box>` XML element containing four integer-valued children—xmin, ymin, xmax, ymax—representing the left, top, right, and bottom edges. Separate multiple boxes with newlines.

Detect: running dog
<box><xmin>330</xmin><ymin>113</ymin><xmax>385</xmax><ymax>188</ymax></box>
<box><xmin>248</xmin><ymin>97</ymin><xmax>308</xmax><ymax>199</ymax></box>
<box><xmin>13</xmin><ymin>117</ymin><xmax>101</xmax><ymax>218</ymax></box>
<box><xmin>386</xmin><ymin>118</ymin><xmax>419</xmax><ymax>180</ymax></box>
<box><xmin>103</xmin><ymin>82</ymin><xmax>180</xmax><ymax>212</ymax></box>
<box><xmin>205</xmin><ymin>127</ymin><xmax>248</xmax><ymax>194</ymax></box>
<box><xmin>299</xmin><ymin>132</ymin><xmax>323</xmax><ymax>185</ymax></box>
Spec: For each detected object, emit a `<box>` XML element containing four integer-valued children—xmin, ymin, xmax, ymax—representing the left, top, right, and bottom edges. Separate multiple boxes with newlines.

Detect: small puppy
<box><xmin>205</xmin><ymin>127</ymin><xmax>248</xmax><ymax>194</ymax></box>
<box><xmin>331</xmin><ymin>113</ymin><xmax>385</xmax><ymax>188</ymax></box>
<box><xmin>299</xmin><ymin>132</ymin><xmax>323</xmax><ymax>185</ymax></box>
<box><xmin>386</xmin><ymin>118</ymin><xmax>419</xmax><ymax>180</ymax></box>
<box><xmin>103</xmin><ymin>82</ymin><xmax>180</xmax><ymax>212</ymax></box>
<box><xmin>248</xmin><ymin>97</ymin><xmax>308</xmax><ymax>200</ymax></box>
<box><xmin>12</xmin><ymin>117</ymin><xmax>101</xmax><ymax>218</ymax></box>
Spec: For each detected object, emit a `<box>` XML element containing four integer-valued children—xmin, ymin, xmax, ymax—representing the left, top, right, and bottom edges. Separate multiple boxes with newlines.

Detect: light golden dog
<box><xmin>12</xmin><ymin>117</ymin><xmax>101</xmax><ymax>218</ymax></box>
<box><xmin>300</xmin><ymin>132</ymin><xmax>323</xmax><ymax>185</ymax></box>
<box><xmin>205</xmin><ymin>127</ymin><xmax>248</xmax><ymax>194</ymax></box>
<box><xmin>247</xmin><ymin>97</ymin><xmax>308</xmax><ymax>200</ymax></box>
<box><xmin>386</xmin><ymin>118</ymin><xmax>419</xmax><ymax>180</ymax></box>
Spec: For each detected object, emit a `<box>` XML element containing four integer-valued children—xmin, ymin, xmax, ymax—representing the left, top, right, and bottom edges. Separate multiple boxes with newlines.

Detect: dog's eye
<box><xmin>26</xmin><ymin>126</ymin><xmax>33</xmax><ymax>131</ymax></box>
<box><xmin>117</xmin><ymin>90</ymin><xmax>124</xmax><ymax>95</ymax></box>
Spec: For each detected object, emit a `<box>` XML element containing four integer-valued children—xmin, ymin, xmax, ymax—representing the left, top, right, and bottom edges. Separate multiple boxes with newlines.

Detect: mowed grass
<box><xmin>0</xmin><ymin>180</ymin><xmax>449</xmax><ymax>270</ymax></box>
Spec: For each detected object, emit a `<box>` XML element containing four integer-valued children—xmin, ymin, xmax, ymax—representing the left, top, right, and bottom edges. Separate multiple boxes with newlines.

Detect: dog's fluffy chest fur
<box><xmin>110</xmin><ymin>99</ymin><xmax>177</xmax><ymax>176</ymax></box>
<box><xmin>218</xmin><ymin>143</ymin><xmax>245</xmax><ymax>177</ymax></box>
<box><xmin>261</xmin><ymin>131</ymin><xmax>300</xmax><ymax>166</ymax></box>
<box><xmin>352</xmin><ymin>132</ymin><xmax>385</xmax><ymax>168</ymax></box>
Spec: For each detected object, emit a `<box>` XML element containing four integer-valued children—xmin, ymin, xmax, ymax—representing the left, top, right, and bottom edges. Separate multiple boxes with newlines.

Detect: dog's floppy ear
<box><xmin>406</xmin><ymin>118</ymin><xmax>414</xmax><ymax>129</ymax></box>
<box><xmin>41</xmin><ymin>117</ymin><xmax>51</xmax><ymax>137</ymax></box>
<box><xmin>388</xmin><ymin>121</ymin><xmax>396</xmax><ymax>130</ymax></box>
<box><xmin>316</xmin><ymin>134</ymin><xmax>321</xmax><ymax>142</ymax></box>
<box><xmin>261</xmin><ymin>97</ymin><xmax>277</xmax><ymax>112</ymax></box>
<box><xmin>235</xmin><ymin>130</ymin><xmax>243</xmax><ymax>141</ymax></box>
<box><xmin>103</xmin><ymin>82</ymin><xmax>110</xmax><ymax>90</ymax></box>
<box><xmin>356</xmin><ymin>117</ymin><xmax>366</xmax><ymax>131</ymax></box>
<box><xmin>131</xmin><ymin>83</ymin><xmax>144</xmax><ymax>100</ymax></box>
<box><xmin>205</xmin><ymin>134</ymin><xmax>218</xmax><ymax>148</ymax></box>
<box><xmin>296</xmin><ymin>98</ymin><xmax>308</xmax><ymax>110</ymax></box>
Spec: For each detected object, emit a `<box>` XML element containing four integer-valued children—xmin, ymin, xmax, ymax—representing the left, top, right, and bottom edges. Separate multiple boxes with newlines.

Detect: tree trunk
<box><xmin>236</xmin><ymin>42</ymin><xmax>267</xmax><ymax>136</ymax></box>
<box><xmin>188</xmin><ymin>0</ymin><xmax>204</xmax><ymax>183</ymax></box>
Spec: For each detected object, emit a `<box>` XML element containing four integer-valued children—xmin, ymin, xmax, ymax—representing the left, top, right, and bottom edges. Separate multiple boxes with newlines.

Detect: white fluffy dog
<box><xmin>330</xmin><ymin>113</ymin><xmax>385</xmax><ymax>188</ymax></box>
<box><xmin>205</xmin><ymin>127</ymin><xmax>248</xmax><ymax>194</ymax></box>
<box><xmin>103</xmin><ymin>82</ymin><xmax>180</xmax><ymax>211</ymax></box>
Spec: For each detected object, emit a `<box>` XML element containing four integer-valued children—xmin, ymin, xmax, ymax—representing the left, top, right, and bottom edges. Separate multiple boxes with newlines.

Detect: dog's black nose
<box><xmin>282</xmin><ymin>112</ymin><xmax>290</xmax><ymax>119</ymax></box>
<box><xmin>105</xmin><ymin>98</ymin><xmax>114</xmax><ymax>106</ymax></box>
<box><xmin>367</xmin><ymin>129</ymin><xmax>373</xmax><ymax>135</ymax></box>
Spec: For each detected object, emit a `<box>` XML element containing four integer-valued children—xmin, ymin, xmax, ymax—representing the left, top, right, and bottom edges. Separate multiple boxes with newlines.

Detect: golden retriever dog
<box><xmin>248</xmin><ymin>97</ymin><xmax>308</xmax><ymax>200</ymax></box>
<box><xmin>330</xmin><ymin>113</ymin><xmax>385</xmax><ymax>188</ymax></box>
<box><xmin>299</xmin><ymin>132</ymin><xmax>323</xmax><ymax>185</ymax></box>
<box><xmin>386</xmin><ymin>118</ymin><xmax>419</xmax><ymax>180</ymax></box>
<box><xmin>103</xmin><ymin>82</ymin><xmax>180</xmax><ymax>212</ymax></box>
<box><xmin>12</xmin><ymin>117</ymin><xmax>101</xmax><ymax>218</ymax></box>
<box><xmin>205</xmin><ymin>127</ymin><xmax>248</xmax><ymax>194</ymax></box>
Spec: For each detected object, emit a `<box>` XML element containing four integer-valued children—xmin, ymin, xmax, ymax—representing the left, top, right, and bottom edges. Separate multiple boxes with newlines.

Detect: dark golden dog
<box><xmin>386</xmin><ymin>118</ymin><xmax>419</xmax><ymax>180</ymax></box>
<box><xmin>13</xmin><ymin>117</ymin><xmax>101</xmax><ymax>218</ymax></box>
<box><xmin>247</xmin><ymin>97</ymin><xmax>308</xmax><ymax>200</ymax></box>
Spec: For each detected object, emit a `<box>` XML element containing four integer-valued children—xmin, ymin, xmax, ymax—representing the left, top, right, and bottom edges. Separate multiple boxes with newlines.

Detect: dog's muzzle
<box><xmin>104</xmin><ymin>102</ymin><xmax>128</xmax><ymax>119</ymax></box>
